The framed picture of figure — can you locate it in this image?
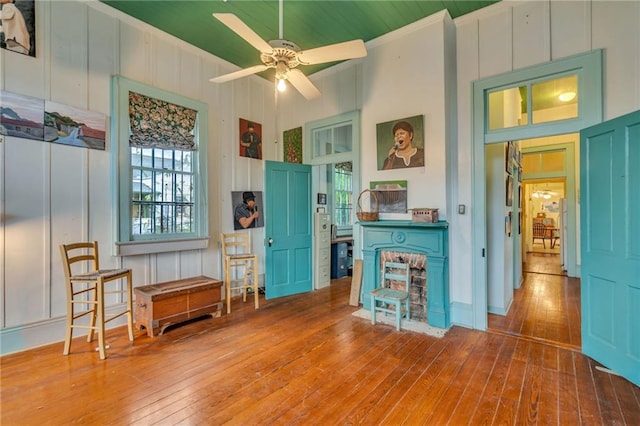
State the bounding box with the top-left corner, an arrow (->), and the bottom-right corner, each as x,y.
239,118 -> 262,159
376,115 -> 424,170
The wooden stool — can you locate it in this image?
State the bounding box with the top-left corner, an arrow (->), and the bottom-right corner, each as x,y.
220,232 -> 259,314
59,241 -> 134,359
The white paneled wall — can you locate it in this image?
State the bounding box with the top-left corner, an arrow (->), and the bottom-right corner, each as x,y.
0,0 -> 275,353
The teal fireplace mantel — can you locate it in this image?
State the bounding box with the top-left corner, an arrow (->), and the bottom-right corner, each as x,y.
359,220 -> 450,329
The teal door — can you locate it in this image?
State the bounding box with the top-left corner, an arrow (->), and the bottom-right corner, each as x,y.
264,161 -> 313,299
580,110 -> 640,387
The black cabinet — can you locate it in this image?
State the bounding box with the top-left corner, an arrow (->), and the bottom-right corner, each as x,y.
331,242 -> 349,278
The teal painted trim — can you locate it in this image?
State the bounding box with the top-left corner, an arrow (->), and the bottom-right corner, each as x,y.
450,302 -> 473,328
110,76 -> 209,253
472,50 -> 603,330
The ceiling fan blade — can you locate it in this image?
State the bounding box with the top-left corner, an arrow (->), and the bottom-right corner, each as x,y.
209,64 -> 269,83
297,39 -> 367,65
212,13 -> 273,53
287,69 -> 321,100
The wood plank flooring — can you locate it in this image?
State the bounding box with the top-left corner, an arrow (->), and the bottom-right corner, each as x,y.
489,252 -> 581,349
2,277 -> 639,425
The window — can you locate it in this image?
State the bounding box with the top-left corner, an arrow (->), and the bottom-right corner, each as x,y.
334,162 -> 352,227
131,147 -> 194,235
481,50 -> 602,144
112,76 -> 209,255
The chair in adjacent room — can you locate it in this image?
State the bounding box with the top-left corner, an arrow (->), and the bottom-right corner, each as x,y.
59,241 -> 134,360
532,222 -> 548,248
220,232 -> 259,314
370,261 -> 411,331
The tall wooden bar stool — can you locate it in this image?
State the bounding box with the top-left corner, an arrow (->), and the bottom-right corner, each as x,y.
220,232 -> 259,314
59,241 -> 134,359
370,261 -> 411,331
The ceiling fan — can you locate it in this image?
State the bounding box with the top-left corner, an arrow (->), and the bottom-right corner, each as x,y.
209,1 -> 367,100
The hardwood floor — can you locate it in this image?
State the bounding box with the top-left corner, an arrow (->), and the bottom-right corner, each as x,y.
489,252 -> 581,349
2,277 -> 639,425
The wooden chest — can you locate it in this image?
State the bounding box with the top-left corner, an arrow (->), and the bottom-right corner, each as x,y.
134,276 -> 223,337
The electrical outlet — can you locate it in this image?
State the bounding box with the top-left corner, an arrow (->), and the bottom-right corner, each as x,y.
458,204 -> 465,214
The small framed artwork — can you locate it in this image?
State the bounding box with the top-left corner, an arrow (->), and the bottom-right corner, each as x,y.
239,118 -> 262,159
45,101 -> 106,150
317,193 -> 327,205
505,141 -> 515,174
0,0 -> 36,57
283,126 -> 303,163
0,90 -> 44,141
518,184 -> 522,209
506,175 -> 514,207
370,180 -> 408,214
506,212 -> 512,237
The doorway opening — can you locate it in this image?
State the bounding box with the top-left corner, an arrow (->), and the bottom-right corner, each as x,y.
488,139 -> 580,349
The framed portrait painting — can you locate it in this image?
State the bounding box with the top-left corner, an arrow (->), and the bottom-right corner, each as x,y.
239,118 -> 262,160
376,115 -> 424,170
231,191 -> 264,230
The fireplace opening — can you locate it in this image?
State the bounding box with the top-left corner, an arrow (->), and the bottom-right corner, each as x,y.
379,251 -> 427,322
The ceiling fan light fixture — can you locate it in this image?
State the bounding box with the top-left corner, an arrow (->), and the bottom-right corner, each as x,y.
277,77 -> 287,92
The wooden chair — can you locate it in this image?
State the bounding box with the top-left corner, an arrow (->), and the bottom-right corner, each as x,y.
370,261 -> 411,331
220,232 -> 259,314
532,222 -> 548,248
59,241 -> 134,359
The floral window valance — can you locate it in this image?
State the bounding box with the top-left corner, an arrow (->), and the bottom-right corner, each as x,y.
128,91 -> 197,150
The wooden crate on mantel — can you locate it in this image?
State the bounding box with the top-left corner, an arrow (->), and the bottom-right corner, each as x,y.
134,275 -> 223,337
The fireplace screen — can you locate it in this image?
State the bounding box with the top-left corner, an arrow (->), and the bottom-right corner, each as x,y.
379,251 -> 427,322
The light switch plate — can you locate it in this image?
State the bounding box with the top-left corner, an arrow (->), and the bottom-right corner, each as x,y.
458,204 -> 465,214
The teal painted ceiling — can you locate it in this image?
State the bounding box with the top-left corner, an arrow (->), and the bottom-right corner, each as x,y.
100,0 -> 499,78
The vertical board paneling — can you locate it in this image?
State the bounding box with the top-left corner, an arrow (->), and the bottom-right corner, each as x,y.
452,20 -> 479,305
49,1 -> 87,107
155,252 -> 180,283
87,7 -> 118,113
512,1 -> 550,69
550,1 -> 591,60
179,51 -> 202,101
50,145 -> 87,317
478,10 -> 512,78
153,38 -> 179,92
4,140 -> 49,326
592,1 -> 640,119
118,22 -> 151,82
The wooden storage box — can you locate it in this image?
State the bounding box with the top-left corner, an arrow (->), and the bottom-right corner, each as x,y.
411,208 -> 439,223
134,275 -> 223,337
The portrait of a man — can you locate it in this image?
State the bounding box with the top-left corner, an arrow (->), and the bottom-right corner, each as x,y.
376,115 -> 425,170
232,191 -> 264,230
239,118 -> 262,159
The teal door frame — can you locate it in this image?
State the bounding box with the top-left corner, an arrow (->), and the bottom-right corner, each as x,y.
471,50 -> 603,330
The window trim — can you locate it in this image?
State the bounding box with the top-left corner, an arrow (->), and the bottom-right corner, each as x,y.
111,76 -> 209,255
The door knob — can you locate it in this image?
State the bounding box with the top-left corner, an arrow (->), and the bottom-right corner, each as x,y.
268,237 -> 273,247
